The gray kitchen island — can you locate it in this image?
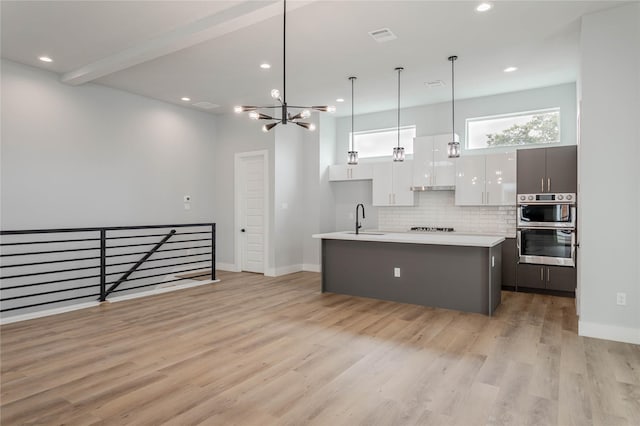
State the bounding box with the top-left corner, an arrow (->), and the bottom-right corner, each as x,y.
312,232 -> 504,316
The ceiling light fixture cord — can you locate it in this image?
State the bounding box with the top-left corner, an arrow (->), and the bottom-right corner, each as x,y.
451,56 -> 454,143
397,67 -> 401,149
351,77 -> 355,150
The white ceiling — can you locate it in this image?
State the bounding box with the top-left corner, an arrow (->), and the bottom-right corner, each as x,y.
1,1 -> 626,117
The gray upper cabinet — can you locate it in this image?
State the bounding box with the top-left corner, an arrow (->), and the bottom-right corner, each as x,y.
517,146 -> 577,193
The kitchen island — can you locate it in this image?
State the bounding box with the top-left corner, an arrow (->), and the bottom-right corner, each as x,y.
312,231 -> 504,315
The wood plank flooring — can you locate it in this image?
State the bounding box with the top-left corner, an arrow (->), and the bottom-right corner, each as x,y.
1,271 -> 639,425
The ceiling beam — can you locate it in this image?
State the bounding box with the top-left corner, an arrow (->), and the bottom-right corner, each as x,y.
61,0 -> 314,86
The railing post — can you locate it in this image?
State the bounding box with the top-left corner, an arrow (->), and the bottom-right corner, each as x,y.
99,229 -> 106,301
211,224 -> 216,280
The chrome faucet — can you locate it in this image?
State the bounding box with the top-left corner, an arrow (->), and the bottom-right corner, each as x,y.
355,203 -> 365,235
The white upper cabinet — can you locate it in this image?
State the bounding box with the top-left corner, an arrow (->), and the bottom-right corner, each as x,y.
372,161 -> 415,206
412,134 -> 457,189
485,153 -> 516,205
328,163 -> 373,181
455,152 -> 516,206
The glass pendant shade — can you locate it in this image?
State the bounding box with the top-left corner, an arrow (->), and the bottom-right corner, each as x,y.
347,150 -> 359,165
393,146 -> 405,162
447,141 -> 461,158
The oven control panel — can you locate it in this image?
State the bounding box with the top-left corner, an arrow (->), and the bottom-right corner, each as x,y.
517,193 -> 576,205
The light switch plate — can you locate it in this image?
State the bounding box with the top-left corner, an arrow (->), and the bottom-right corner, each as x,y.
394,267 -> 401,278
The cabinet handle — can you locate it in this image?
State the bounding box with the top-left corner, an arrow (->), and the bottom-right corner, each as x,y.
547,268 -> 550,282
541,178 -> 544,192
393,193 -> 396,204
389,193 -> 392,205
547,178 -> 551,192
486,191 -> 490,205
540,268 -> 544,281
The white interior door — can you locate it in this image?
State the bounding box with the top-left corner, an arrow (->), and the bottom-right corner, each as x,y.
239,156 -> 265,273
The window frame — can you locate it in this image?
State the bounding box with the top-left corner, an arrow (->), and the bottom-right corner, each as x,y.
465,107 -> 561,152
349,125 -> 417,161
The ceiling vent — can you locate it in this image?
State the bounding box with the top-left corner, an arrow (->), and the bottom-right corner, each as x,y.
193,102 -> 219,109
368,28 -> 397,43
425,80 -> 445,88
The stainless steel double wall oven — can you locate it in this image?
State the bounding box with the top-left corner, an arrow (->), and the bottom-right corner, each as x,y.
517,193 -> 576,267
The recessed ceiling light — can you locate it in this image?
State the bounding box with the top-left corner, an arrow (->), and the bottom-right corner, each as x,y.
504,66 -> 518,73
39,56 -> 53,63
181,97 -> 191,102
260,63 -> 271,69
476,3 -> 492,12
336,98 -> 345,103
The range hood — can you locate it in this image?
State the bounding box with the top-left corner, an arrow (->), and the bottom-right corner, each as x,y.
410,185 -> 455,191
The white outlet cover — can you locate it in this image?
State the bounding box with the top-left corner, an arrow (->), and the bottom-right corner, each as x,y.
394,267 -> 401,277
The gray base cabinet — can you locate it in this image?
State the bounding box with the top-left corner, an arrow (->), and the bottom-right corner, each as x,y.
321,239 -> 502,316
517,264 -> 576,292
502,238 -> 517,287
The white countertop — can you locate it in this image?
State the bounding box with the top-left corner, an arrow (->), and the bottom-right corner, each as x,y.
312,231 -> 505,248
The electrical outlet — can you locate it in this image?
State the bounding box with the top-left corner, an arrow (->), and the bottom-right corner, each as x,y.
616,292 -> 626,306
394,267 -> 401,278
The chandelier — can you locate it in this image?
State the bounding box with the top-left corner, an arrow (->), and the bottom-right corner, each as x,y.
234,0 -> 334,132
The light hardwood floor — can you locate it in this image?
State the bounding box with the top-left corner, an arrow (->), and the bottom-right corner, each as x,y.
1,271 -> 639,425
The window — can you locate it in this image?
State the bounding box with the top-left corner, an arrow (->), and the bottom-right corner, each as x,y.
466,108 -> 560,150
350,126 -> 416,159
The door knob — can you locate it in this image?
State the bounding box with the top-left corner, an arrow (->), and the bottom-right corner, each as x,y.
241,228 -> 246,232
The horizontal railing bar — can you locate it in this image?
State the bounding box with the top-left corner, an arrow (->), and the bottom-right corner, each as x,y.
0,223 -> 214,235
111,273 -> 212,293
0,293 -> 101,313
1,284 -> 98,301
104,265 -> 211,286
1,264 -> 98,279
0,256 -> 101,269
105,245 -> 211,259
0,238 -> 100,247
106,238 -> 211,250
106,259 -> 210,276
105,252 -> 211,268
106,231 -> 212,240
0,247 -> 99,258
1,274 -> 100,290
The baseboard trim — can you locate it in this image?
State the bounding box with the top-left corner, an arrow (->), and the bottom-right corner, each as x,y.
0,301 -> 100,325
216,262 -> 240,272
578,320 -> 640,344
302,263 -> 321,273
272,264 -> 303,276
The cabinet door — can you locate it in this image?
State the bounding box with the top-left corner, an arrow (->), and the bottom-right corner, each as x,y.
372,163 -> 393,206
485,152 -> 517,205
412,136 -> 434,188
517,148 -> 546,193
546,266 -> 576,292
392,161 -> 415,206
517,263 -> 546,289
433,134 -> 456,186
329,164 -> 349,181
350,164 -> 373,180
545,146 -> 577,193
455,156 -> 485,206
501,238 -> 518,287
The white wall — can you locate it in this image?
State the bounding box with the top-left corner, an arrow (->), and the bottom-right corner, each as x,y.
302,114 -> 336,271
273,124 -> 305,274
578,3 -> 640,344
335,82 -> 577,162
1,59 -> 218,228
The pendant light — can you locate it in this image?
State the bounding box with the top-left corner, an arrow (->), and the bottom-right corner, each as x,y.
348,76 -> 358,165
234,0 -> 334,132
392,67 -> 405,162
447,55 -> 461,158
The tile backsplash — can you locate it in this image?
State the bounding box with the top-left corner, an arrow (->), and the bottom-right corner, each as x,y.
378,191 -> 517,237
